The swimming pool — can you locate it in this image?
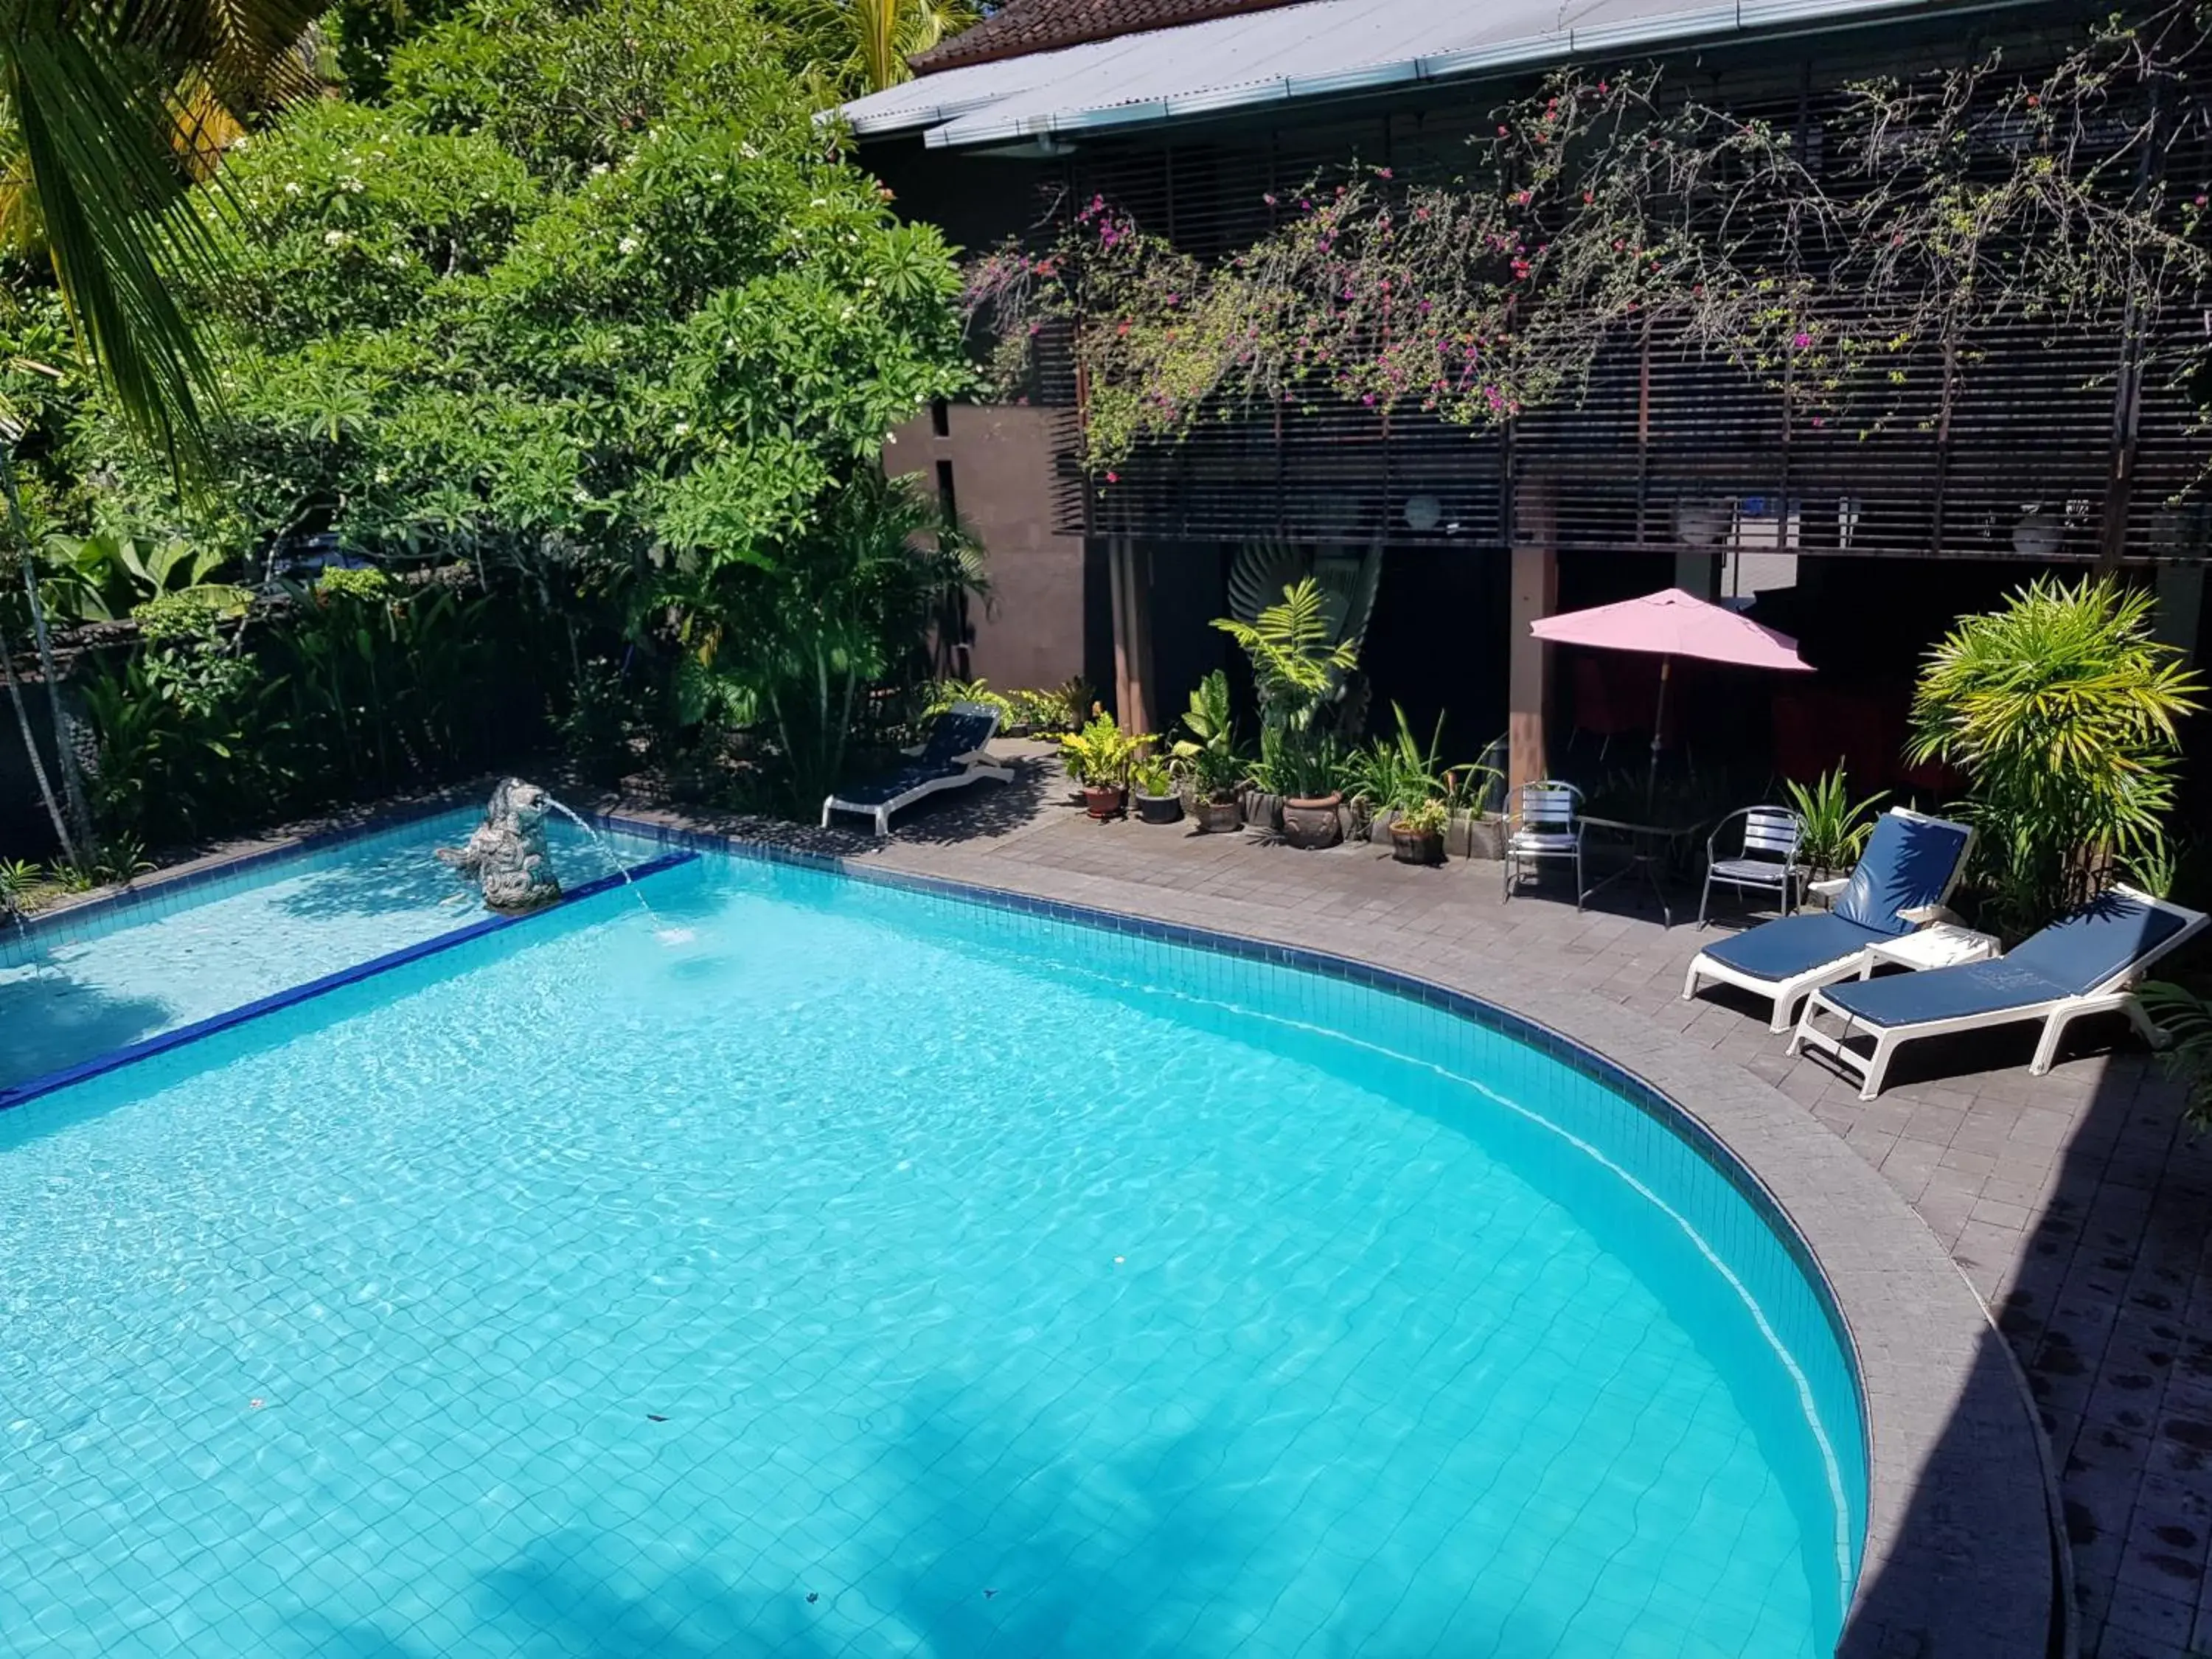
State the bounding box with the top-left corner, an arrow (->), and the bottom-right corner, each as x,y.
0,832 -> 1866,1658
0,807 -> 669,1096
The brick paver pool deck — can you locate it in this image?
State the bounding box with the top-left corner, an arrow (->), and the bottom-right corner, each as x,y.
628,746 -> 2212,1659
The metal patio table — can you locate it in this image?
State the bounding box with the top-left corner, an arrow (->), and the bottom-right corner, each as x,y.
1576,813 -> 1708,928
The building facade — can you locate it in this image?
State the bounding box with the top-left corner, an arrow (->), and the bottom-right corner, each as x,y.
853,0 -> 2212,791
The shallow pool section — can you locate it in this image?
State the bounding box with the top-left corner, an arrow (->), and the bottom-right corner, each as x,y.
0,807 -> 668,1093
0,848 -> 1865,1658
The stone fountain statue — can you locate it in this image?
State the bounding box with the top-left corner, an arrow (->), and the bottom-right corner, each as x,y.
437,779 -> 561,912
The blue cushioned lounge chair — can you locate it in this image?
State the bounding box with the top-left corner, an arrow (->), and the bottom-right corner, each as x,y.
821,702 -> 1012,836
1680,807 -> 1975,1032
1790,886 -> 2208,1099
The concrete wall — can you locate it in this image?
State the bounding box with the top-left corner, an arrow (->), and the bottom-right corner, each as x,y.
890,403 -> 1087,693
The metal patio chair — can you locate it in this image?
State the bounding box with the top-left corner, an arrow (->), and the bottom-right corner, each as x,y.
1502,780 -> 1585,905
1698,804 -> 1804,929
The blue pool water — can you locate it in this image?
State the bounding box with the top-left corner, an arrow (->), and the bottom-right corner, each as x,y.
0,841 -> 1865,1658
0,807 -> 667,1091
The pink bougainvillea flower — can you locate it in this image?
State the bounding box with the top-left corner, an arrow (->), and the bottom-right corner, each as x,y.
1792,331 -> 1812,349
1105,470 -> 1119,483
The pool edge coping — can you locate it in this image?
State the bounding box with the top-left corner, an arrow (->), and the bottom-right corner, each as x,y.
1,796 -> 2064,1658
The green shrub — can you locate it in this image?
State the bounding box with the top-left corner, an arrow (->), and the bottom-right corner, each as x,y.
1908,576 -> 2202,933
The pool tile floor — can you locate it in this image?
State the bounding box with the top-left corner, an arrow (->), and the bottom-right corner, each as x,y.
623,748 -> 2212,1659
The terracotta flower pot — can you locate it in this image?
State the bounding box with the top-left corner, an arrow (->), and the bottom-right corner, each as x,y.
1082,785 -> 1127,821
1280,791 -> 1345,850
1194,797 -> 1242,834
1390,823 -> 1444,866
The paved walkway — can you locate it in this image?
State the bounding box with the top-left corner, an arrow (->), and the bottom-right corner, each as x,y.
682,747 -> 2212,1659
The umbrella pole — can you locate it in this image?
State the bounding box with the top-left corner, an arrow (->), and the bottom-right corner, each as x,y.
1647,656 -> 1671,810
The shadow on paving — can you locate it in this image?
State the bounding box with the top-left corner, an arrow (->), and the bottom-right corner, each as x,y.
1993,1042 -> 2212,1659
1794,999 -> 2212,1659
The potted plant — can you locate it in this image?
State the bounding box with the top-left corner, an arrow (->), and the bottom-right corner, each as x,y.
1169,669 -> 1248,833
1214,577 -> 1358,851
1256,726 -> 1346,848
1131,756 -> 1183,824
1340,703 -> 1497,864
1783,765 -> 1887,886
1390,796 -> 1449,865
1056,709 -> 1147,820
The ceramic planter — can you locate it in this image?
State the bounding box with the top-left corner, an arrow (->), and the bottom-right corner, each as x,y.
1082,785 -> 1127,821
1133,790 -> 1183,825
1390,823 -> 1444,866
1193,797 -> 1242,834
1280,792 -> 1345,850
1241,789 -> 1282,832
1458,811 -> 1506,861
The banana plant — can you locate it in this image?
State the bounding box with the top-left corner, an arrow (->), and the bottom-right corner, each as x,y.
40,529 -> 243,622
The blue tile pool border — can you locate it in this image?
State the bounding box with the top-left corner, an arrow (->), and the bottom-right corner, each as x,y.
0,849 -> 698,1113
591,812 -> 1872,1455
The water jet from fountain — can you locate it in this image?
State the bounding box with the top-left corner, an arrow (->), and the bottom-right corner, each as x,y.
542,795 -> 690,942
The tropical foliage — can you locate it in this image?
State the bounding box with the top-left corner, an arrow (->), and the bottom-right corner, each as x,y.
1169,669 -> 1246,803
1,0 -> 980,855
0,0 -> 323,466
799,0 -> 982,94
1215,577 -> 1359,800
1781,766 -> 1887,877
1340,702 -> 1489,818
1907,577 -> 2202,933
1056,706 -> 1149,790
2136,980 -> 2212,1130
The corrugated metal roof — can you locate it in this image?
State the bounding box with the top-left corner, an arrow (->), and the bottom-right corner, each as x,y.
840,0 -> 1991,148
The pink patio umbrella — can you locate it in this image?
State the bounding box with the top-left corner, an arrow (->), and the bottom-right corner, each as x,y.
1528,587 -> 1814,804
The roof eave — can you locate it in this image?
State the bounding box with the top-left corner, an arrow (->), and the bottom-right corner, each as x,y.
889,0 -> 2029,151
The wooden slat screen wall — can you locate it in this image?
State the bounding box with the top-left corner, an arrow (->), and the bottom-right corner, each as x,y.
1017,32 -> 2212,564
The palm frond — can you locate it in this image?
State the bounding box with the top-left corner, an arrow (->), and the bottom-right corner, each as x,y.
815,0 -> 981,93
2138,980 -> 2212,1130
6,16 -> 224,470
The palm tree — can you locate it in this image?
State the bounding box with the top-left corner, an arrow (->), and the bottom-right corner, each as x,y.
0,0 -> 319,858
815,0 -> 981,94
1907,575 -> 2204,933
2,0 -> 321,465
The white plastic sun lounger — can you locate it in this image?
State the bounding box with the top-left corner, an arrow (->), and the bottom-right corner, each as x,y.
1681,807 -> 1975,1032
1790,886 -> 2207,1099
821,702 -> 1012,836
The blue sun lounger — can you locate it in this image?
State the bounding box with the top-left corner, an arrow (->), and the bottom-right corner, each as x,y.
1790,886 -> 2208,1098
1681,807 -> 1975,1032
821,702 -> 1012,836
